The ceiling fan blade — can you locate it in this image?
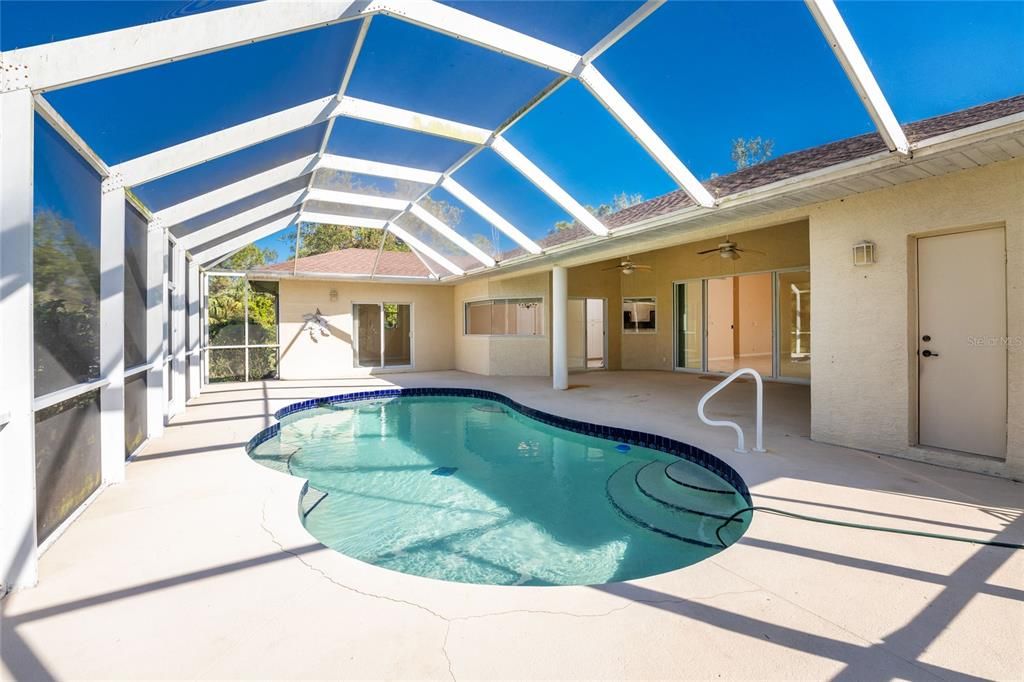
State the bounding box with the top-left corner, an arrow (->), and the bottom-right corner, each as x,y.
632,264 -> 653,270
602,265 -> 623,271
696,248 -> 719,255
735,247 -> 767,256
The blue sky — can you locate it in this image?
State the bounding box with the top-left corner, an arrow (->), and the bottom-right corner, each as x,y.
9,0 -> 1022,263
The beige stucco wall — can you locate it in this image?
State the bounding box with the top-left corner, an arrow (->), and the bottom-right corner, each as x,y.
808,157 -> 1023,478
452,271 -> 552,376
277,279 -> 454,379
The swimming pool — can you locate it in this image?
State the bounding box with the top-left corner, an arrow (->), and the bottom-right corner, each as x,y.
248,389 -> 751,586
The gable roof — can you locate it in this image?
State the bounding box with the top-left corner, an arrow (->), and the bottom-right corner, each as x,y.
257,248 -> 431,278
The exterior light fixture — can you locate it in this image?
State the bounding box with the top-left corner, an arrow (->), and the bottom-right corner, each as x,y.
329,288 -> 338,302
853,240 -> 876,266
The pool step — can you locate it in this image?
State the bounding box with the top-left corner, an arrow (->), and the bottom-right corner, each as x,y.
664,459 -> 736,495
606,461 -> 719,547
635,462 -> 746,521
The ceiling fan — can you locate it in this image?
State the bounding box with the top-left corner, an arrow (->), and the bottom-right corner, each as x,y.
697,237 -> 764,260
603,256 -> 652,275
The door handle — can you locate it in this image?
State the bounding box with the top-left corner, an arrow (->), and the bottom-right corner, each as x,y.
922,349 -> 939,357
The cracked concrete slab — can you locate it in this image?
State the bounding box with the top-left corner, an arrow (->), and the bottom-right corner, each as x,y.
3,372 -> 1021,680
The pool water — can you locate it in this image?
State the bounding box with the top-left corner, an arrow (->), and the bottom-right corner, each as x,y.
249,395 -> 750,586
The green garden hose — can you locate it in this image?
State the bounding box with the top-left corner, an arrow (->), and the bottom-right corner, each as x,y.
715,506 -> 1024,550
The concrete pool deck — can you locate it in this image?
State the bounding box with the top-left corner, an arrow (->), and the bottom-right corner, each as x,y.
3,371 -> 1022,680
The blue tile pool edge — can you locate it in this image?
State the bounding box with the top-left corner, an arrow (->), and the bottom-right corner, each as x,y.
244,387 -> 752,506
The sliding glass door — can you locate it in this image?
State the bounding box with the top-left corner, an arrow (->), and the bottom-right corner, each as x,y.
777,270 -> 811,380
674,281 -> 703,370
354,303 -> 412,369
674,269 -> 809,382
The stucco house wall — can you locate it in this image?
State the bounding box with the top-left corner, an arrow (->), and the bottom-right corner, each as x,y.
808,157 -> 1023,478
452,271 -> 552,376
277,279 -> 454,379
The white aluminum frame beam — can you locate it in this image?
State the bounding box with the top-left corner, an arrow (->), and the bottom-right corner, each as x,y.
334,96 -> 492,144
306,187 -> 407,212
1,0 -> 368,92
177,188 -> 307,250
318,154 -> 442,185
440,177 -> 541,254
169,242 -> 187,416
186,262 -> 201,401
113,95 -> 490,187
370,0 -> 712,207
145,223 -> 166,440
582,0 -> 666,63
804,0 -> 909,155
298,212 -> 388,229
112,96 -> 338,186
577,64 -> 716,208
366,0 -> 579,73
0,88 -> 39,590
154,154 -> 318,227
491,136 -> 609,236
315,156 -> 540,255
99,181 -> 126,483
409,202 -> 495,267
194,212 -> 300,266
385,222 -> 464,277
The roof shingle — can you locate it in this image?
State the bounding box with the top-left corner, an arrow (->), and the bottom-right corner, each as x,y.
256,248 -> 431,277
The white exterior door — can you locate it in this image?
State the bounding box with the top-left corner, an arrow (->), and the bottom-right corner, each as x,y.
918,227 -> 1007,458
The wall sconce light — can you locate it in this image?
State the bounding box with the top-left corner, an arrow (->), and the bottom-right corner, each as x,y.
329,288 -> 338,302
853,240 -> 876,266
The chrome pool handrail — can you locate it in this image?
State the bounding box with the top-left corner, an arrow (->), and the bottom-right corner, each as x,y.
697,368 -> 765,454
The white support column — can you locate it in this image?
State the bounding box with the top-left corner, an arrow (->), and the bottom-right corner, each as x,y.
200,272 -> 209,386
0,87 -> 39,590
99,181 -> 126,483
145,225 -> 165,439
552,265 -> 569,391
170,242 -> 187,415
186,261 -> 201,400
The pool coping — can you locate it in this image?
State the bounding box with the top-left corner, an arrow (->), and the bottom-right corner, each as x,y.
245,387 -> 752,506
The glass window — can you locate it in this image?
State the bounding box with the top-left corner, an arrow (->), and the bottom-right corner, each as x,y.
34,390 -> 101,542
464,298 -> 543,336
124,202 -> 149,369
124,371 -> 148,458
33,115 -> 102,397
778,270 -> 811,380
623,297 -> 656,333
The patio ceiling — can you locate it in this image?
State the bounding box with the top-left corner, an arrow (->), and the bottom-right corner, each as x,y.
3,0 -> 1021,278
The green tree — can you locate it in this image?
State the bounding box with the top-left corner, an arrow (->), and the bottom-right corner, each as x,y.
552,192 -> 644,233
731,136 -> 775,169
219,243 -> 277,271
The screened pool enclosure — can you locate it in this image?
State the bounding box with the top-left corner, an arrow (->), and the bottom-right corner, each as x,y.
2,0 -> 1022,591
